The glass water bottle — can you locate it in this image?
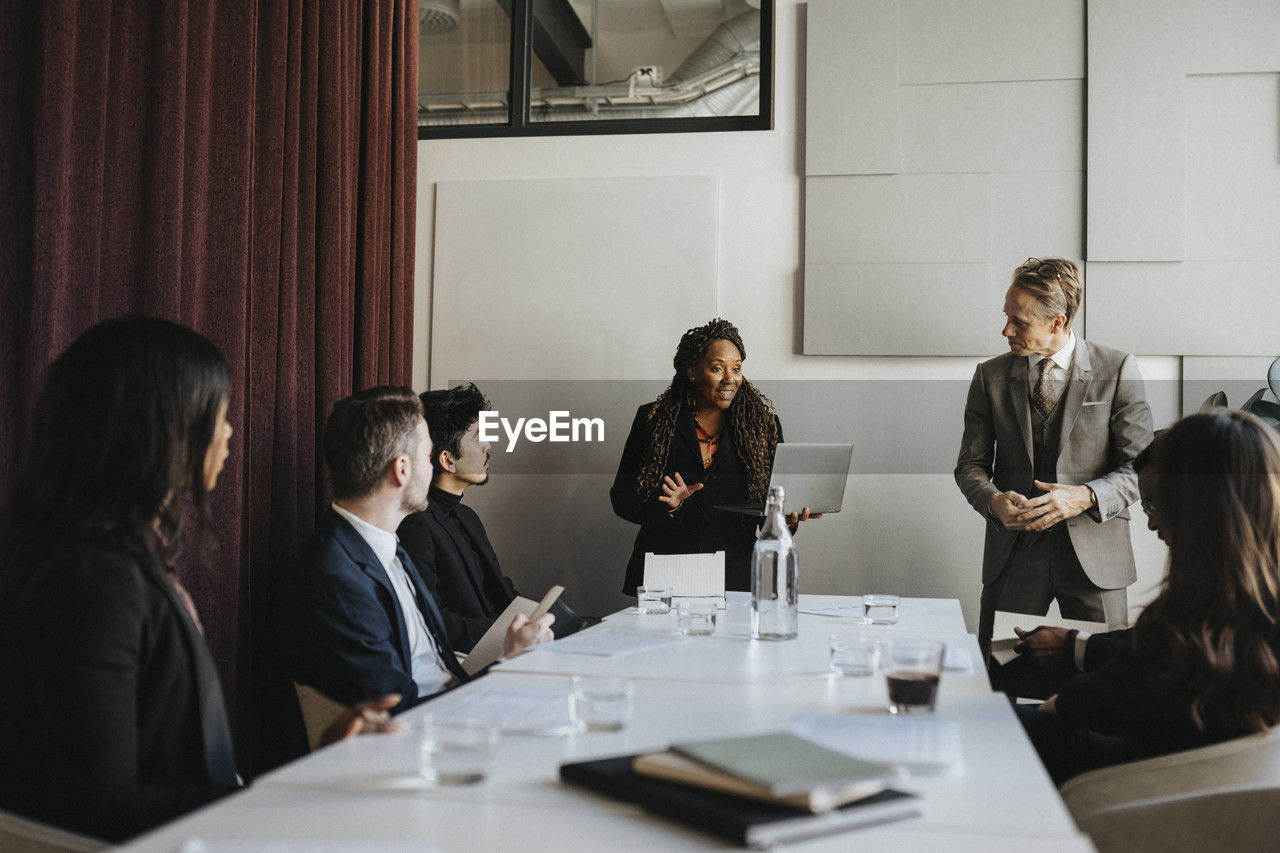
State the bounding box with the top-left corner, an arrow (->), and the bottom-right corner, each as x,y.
751,485 -> 798,640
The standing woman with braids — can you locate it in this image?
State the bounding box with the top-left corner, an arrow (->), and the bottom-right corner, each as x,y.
1020,409 -> 1280,783
611,319 -> 818,594
0,317 -> 396,842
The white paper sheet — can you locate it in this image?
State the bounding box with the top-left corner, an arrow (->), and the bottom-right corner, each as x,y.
643,551 -> 725,597
990,610 -> 1109,665
942,646 -> 973,672
463,596 -> 537,675
799,604 -> 865,619
181,843 -> 439,853
992,610 -> 1108,641
789,715 -> 964,773
536,626 -> 690,657
424,683 -> 578,735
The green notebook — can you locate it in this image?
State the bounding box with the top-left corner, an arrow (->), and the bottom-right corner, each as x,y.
671,732 -> 900,797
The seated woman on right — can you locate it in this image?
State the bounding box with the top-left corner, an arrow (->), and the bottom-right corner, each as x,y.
1020,409 -> 1280,784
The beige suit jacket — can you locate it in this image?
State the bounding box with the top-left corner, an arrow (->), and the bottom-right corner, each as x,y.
955,338 -> 1154,588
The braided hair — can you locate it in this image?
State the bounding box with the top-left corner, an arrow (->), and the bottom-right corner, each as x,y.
636,318 -> 779,501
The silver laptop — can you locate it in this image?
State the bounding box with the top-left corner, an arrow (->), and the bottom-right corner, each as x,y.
715,442 -> 854,516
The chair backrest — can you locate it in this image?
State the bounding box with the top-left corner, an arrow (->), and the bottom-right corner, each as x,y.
1060,726 -> 1280,823
0,809 -> 105,853
293,681 -> 347,752
1076,787 -> 1280,853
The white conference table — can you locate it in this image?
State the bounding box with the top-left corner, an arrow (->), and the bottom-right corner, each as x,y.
121,596 -> 1093,852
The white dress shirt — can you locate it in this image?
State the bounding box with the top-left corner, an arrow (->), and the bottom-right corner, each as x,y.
331,503 -> 453,697
1027,331 -> 1076,402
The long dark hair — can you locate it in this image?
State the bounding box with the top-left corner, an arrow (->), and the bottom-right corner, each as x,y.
1132,410 -> 1280,732
0,316 -> 231,597
636,318 -> 779,500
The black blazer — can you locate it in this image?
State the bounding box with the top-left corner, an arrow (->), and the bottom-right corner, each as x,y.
398,495 -> 585,650
1055,636 -> 1248,756
0,538 -> 239,842
284,509 -> 467,715
610,404 -> 782,593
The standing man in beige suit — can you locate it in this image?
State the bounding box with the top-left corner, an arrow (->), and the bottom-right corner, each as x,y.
956,258 -> 1153,662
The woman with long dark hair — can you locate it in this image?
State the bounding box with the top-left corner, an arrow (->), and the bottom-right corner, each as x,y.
0,317 -> 394,842
1022,409 -> 1280,783
610,318 -> 816,593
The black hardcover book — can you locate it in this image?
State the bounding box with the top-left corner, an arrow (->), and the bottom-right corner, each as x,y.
559,755 -> 920,849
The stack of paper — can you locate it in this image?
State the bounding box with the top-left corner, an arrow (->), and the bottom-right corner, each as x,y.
423,683 -> 578,735
538,626 -> 690,657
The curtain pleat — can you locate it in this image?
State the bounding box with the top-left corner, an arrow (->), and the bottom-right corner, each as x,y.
0,0 -> 418,773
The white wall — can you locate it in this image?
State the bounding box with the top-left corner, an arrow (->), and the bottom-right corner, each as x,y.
412,0 -> 1219,626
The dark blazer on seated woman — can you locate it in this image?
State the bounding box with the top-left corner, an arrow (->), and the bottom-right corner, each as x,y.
0,537 -> 239,842
611,404 -> 782,594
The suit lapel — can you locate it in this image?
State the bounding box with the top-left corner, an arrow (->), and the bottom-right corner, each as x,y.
429,503 -> 490,610
1058,338 -> 1094,448
674,409 -> 704,481
152,570 -> 238,787
1006,355 -> 1034,466
329,513 -> 414,675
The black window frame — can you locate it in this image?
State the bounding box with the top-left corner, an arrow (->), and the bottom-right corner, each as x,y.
417,0 -> 774,139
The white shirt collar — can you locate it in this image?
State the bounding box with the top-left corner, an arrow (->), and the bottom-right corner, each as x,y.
331,502 -> 398,570
1030,330 -> 1076,373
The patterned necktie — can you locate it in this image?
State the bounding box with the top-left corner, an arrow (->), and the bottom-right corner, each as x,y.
1032,357 -> 1058,419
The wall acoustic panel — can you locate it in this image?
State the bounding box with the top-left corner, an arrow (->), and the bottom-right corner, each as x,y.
802,0 -> 1084,356
988,172 -> 1085,298
1087,0 -> 1188,261
805,0 -> 899,176
1183,0 -> 1280,73
805,173 -> 991,265
1185,73 -> 1280,261
803,262 -> 998,356
1087,261 -> 1280,356
899,0 -> 1084,85
899,80 -> 1082,174
431,177 -> 718,384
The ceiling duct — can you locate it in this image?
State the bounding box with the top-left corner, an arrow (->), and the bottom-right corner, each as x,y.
419,0 -> 460,35
419,9 -> 761,124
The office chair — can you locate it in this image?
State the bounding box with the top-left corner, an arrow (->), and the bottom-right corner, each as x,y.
0,809 -> 104,853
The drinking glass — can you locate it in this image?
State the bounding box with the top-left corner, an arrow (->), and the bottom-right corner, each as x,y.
882,640 -> 944,714
636,585 -> 672,614
829,632 -> 881,677
676,600 -> 718,635
570,675 -> 635,731
861,594 -> 901,625
418,717 -> 499,785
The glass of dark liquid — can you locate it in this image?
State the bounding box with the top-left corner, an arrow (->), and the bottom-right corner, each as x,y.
882,641 -> 944,714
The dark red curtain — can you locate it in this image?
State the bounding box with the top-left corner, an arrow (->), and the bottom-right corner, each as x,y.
0,0 -> 418,772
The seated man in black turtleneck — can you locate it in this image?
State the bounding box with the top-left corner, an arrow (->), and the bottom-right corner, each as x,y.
398,383 -> 585,650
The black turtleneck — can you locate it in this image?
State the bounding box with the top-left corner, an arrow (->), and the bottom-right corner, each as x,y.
428,485 -> 462,514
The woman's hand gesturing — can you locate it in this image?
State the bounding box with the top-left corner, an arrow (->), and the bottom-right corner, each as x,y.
660,472 -> 703,511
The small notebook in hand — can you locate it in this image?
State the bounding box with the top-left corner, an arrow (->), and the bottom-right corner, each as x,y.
670,732 -> 902,798
560,755 -> 919,849
462,585 -> 563,675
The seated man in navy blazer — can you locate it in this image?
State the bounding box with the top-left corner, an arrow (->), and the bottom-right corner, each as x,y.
398,383 -> 585,650
286,386 -> 554,714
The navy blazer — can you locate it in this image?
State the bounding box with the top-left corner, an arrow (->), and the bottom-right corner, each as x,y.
0,537 -> 239,842
399,493 -> 585,650
285,509 -> 465,715
611,404 -> 782,594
